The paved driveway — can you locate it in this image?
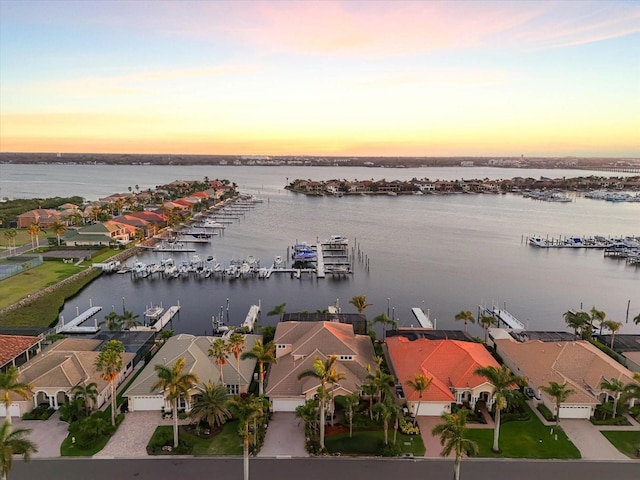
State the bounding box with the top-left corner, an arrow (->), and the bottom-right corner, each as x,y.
258,412 -> 308,457
416,416 -> 453,458
559,419 -> 630,460
13,410 -> 69,458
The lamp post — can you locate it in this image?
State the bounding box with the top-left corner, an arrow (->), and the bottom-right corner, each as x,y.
387,298 -> 390,319
122,296 -> 126,315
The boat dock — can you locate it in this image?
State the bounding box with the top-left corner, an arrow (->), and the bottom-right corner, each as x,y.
57,305 -> 102,334
484,305 -> 525,330
411,307 -> 434,329
241,304 -> 260,332
131,304 -> 180,332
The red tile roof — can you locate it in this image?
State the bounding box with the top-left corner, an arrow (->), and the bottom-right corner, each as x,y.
0,335 -> 41,367
387,336 -> 500,402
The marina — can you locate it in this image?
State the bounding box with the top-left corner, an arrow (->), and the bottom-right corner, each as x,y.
527,234 -> 640,265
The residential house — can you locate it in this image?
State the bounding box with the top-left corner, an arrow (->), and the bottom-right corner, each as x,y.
63,222 -> 130,246
0,335 -> 42,372
494,336 -> 639,419
16,209 -> 61,228
124,334 -> 261,412
265,321 -> 376,412
386,336 -> 501,416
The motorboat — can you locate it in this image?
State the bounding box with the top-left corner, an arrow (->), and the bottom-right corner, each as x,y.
326,235 -> 348,245
293,249 -> 317,261
529,236 -> 549,248
274,255 -> 283,266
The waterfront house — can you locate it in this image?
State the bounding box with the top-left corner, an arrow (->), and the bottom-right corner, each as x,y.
265,321 -> 376,412
386,336 -> 501,416
494,336 -> 639,419
123,334 -> 261,412
16,209 -> 61,228
63,222 -> 130,246
0,335 -> 42,373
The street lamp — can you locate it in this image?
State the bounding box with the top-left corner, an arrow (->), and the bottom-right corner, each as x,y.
122,296 -> 126,315
387,298 -> 390,319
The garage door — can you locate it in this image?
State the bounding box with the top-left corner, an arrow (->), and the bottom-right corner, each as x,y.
415,402 -> 448,416
271,398 -> 305,412
0,404 -> 22,418
559,405 -> 591,419
129,396 -> 164,412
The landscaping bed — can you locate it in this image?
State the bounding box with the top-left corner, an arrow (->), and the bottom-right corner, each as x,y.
147,422 -> 243,456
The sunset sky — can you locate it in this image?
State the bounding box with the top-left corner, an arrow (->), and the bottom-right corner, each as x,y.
1,0 -> 638,157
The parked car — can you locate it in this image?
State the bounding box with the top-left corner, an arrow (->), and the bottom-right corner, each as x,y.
523,387 -> 535,399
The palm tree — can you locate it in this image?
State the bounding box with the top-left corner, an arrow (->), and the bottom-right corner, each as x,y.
432,409 -> 478,480
406,373 -> 433,425
600,377 -> 626,418
227,332 -> 246,393
349,295 -> 372,314
120,310 -> 140,330
94,340 -> 124,427
366,363 -> 395,404
267,302 -> 286,322
228,395 -> 263,480
361,382 -> 377,419
372,396 -> 399,446
563,310 -> 590,337
602,320 -> 623,349
208,338 -> 230,386
189,381 -> 231,428
455,310 -> 475,333
473,364 -> 525,452
589,306 -> 606,333
51,220 -> 67,246
26,223 -> 40,249
0,421 -> 37,480
101,311 -> 122,331
2,230 -> 17,256
479,314 -> 497,343
634,313 -> 640,326
342,392 -> 360,438
0,367 -> 33,426
540,381 -> 576,426
71,382 -> 98,417
372,313 -> 398,341
240,339 -> 276,396
325,359 -> 346,427
295,399 -> 320,441
297,356 -> 340,450
151,357 -> 199,448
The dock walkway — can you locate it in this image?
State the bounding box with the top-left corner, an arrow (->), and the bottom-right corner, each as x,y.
57,306 -> 102,334
131,305 -> 180,332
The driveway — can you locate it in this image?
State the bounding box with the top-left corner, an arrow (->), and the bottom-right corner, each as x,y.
559,419 -> 630,460
12,410 -> 69,458
258,412 -> 308,457
416,416 -> 453,458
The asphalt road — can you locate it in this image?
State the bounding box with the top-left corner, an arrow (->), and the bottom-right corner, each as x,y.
10,457 -> 640,480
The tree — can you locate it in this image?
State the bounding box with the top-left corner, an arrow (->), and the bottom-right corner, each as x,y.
406,373 -> 433,425
324,359 -> 346,427
473,365 -> 525,452
540,381 -> 576,426
600,377 -> 626,418
2,230 -> 17,256
342,392 -> 360,438
71,382 -> 98,417
0,366 -> 33,426
479,314 -> 497,343
0,421 -> 37,480
101,311 -> 122,331
227,332 -> 246,392
240,339 -> 276,396
432,409 -> 478,480
189,382 -> 231,429
208,338 -> 230,386
120,310 -> 140,330
372,313 -> 398,341
602,320 -> 623,349
26,223 -> 40,249
297,356 -> 341,451
633,312 -> 640,326
51,220 -> 67,246
228,395 -> 263,480
372,396 -> 399,446
589,306 -> 606,333
563,310 -> 590,338
455,310 -> 475,333
366,363 -> 395,404
94,340 -> 124,427
267,302 -> 286,322
151,357 -> 199,448
349,295 -> 372,314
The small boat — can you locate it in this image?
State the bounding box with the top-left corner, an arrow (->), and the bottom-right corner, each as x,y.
326,235 -> 348,245
293,249 -> 317,261
274,255 -> 283,266
529,236 -> 549,248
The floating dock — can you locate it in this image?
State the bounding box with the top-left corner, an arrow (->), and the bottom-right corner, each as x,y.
131,305 -> 180,332
484,306 -> 525,330
57,306 -> 102,334
411,307 -> 434,329
242,304 -> 260,332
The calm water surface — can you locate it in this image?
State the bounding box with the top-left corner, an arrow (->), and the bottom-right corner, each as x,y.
1,164 -> 638,337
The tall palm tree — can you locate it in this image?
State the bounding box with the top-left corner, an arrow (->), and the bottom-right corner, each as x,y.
0,367 -> 33,426
325,360 -> 346,426
120,310 -> 140,330
540,381 -> 576,426
26,223 -> 40,249
0,421 -> 37,480
602,320 -> 623,349
101,311 -> 122,331
240,339 -> 276,396
479,314 -> 497,343
431,409 -> 478,480
94,340 -> 124,427
349,295 -> 372,314
2,230 -> 17,256
51,220 -> 67,246
267,302 -> 286,322
208,338 -> 230,386
297,356 -> 340,450
342,392 -> 360,438
455,310 -> 475,333
366,364 -> 395,404
189,381 -> 231,428
372,396 -> 399,446
361,382 -> 377,419
228,395 -> 263,480
227,332 -> 246,393
406,373 -> 433,425
473,364 -> 525,452
295,399 -> 320,441
372,313 -> 398,341
71,382 -> 98,417
151,357 -> 199,448
563,310 -> 590,338
589,306 -> 606,333
600,377 -> 626,418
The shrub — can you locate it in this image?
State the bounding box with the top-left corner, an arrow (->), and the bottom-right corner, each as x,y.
22,405 -> 55,420
537,404 -> 555,422
378,442 -> 402,457
399,417 -> 420,435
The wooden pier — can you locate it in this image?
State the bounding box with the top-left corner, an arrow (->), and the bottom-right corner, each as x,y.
57,305 -> 102,334
131,304 -> 180,332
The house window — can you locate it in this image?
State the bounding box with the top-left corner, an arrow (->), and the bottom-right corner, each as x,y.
277,344 -> 286,349
227,384 -> 239,395
338,355 -> 353,361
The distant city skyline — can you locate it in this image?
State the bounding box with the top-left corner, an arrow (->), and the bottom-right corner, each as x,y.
0,0 -> 638,157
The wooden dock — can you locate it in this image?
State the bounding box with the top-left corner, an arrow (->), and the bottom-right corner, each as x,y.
57,306 -> 102,334
131,305 -> 180,332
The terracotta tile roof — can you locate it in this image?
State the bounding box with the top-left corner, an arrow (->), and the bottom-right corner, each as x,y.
386,336 -> 500,402
495,338 -> 638,405
0,335 -> 41,367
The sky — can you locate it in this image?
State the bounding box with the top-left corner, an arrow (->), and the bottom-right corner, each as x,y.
0,0 -> 639,157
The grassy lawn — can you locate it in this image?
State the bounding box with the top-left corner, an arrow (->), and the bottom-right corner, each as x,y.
0,228 -> 50,247
325,430 -> 425,457
601,430 -> 640,458
149,422 -> 243,456
60,431 -> 112,457
465,405 -> 581,459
